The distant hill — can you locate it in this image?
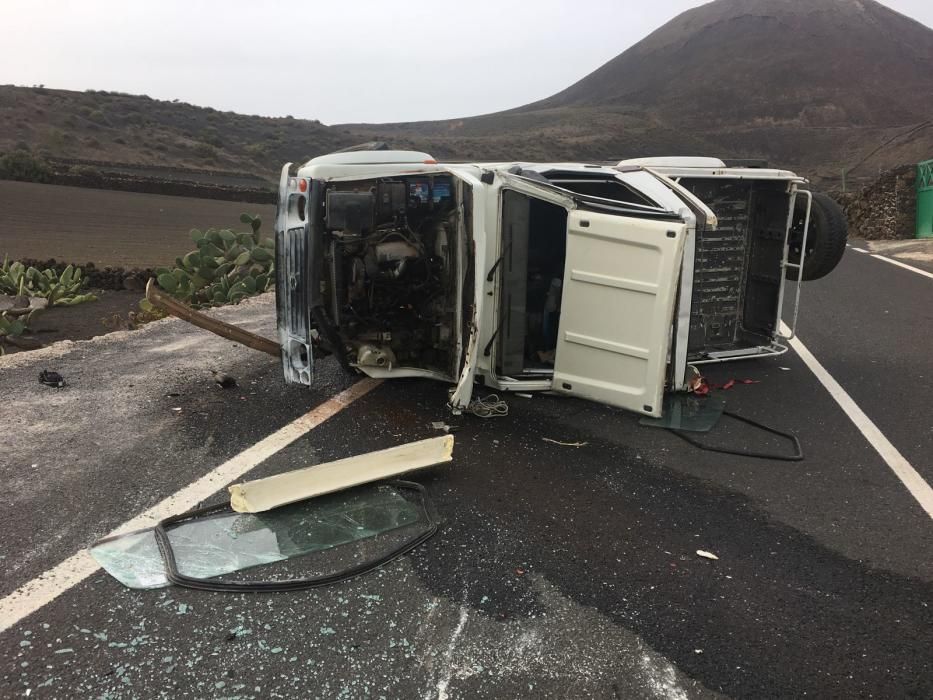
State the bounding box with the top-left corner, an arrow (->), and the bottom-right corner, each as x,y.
0,86 -> 357,186
346,0 -> 933,185
3,0 -> 932,188
530,0 -> 933,123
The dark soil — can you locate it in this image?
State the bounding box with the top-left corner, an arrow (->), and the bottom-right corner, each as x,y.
4,289 -> 144,355
0,181 -> 275,357
0,180 -> 275,268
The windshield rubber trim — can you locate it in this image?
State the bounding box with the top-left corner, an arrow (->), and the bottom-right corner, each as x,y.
153,480 -> 439,593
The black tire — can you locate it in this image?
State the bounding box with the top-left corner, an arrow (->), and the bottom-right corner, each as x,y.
786,191 -> 848,281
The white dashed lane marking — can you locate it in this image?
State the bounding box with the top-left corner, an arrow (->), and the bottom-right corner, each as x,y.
868,254 -> 933,280
847,243 -> 933,278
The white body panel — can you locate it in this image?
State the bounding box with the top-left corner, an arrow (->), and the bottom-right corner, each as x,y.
551,211 -> 686,416
229,435 -> 454,513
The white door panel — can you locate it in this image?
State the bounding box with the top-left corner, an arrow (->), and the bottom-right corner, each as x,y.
447,169 -> 487,412
552,210 -> 685,416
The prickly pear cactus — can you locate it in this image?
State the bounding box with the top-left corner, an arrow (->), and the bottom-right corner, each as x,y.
0,257 -> 96,353
0,257 -> 97,306
150,213 -> 274,309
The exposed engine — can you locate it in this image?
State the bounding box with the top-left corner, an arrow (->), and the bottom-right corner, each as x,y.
321,176 -> 460,374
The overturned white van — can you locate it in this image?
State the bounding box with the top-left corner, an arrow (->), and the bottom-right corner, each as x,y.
274,151 -> 846,417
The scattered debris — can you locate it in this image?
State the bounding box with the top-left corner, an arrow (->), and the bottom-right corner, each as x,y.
687,369 -> 709,396
696,550 -> 719,560
211,370 -> 237,389
779,367 -> 791,371
514,392 -> 533,399
228,435 -> 454,513
431,421 -> 452,432
463,394 -> 509,418
708,378 -> 761,390
640,395 -> 725,433
541,437 -> 588,448
38,369 -> 65,388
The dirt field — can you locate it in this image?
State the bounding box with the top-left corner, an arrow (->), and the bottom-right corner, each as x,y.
0,181 -> 276,268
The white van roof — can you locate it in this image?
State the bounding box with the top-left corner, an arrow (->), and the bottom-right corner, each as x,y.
616,156 -> 804,182
617,157 -> 727,168
307,150 -> 436,166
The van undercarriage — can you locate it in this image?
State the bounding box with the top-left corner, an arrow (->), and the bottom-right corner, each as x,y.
679,178 -> 792,362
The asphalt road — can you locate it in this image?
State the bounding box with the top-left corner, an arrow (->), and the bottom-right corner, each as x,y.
1,245 -> 931,699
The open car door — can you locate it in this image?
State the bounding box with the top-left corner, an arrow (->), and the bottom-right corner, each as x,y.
552,210 -> 686,417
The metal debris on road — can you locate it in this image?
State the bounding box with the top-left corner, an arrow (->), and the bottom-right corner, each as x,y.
541,437 -> 588,448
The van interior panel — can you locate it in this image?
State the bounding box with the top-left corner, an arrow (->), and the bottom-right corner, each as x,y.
495,192 -> 568,376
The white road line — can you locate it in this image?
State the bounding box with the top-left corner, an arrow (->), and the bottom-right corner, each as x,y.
869,254 -> 933,280
781,322 -> 933,519
0,378 -> 382,635
849,244 -> 933,278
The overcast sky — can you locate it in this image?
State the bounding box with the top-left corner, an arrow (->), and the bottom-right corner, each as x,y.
2,0 -> 931,125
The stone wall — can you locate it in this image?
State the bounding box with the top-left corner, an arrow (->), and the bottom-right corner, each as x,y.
17,259 -> 153,292
48,172 -> 275,204
837,166 -> 917,240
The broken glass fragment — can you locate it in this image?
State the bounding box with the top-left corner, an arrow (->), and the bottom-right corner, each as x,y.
639,394 -> 725,433
90,485 -> 423,590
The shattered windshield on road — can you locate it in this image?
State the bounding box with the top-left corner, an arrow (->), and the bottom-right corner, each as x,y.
90,485 -> 426,589
639,394 -> 726,433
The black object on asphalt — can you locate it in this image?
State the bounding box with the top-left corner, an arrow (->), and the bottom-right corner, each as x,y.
38,370 -> 66,388
667,409 -> 804,462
